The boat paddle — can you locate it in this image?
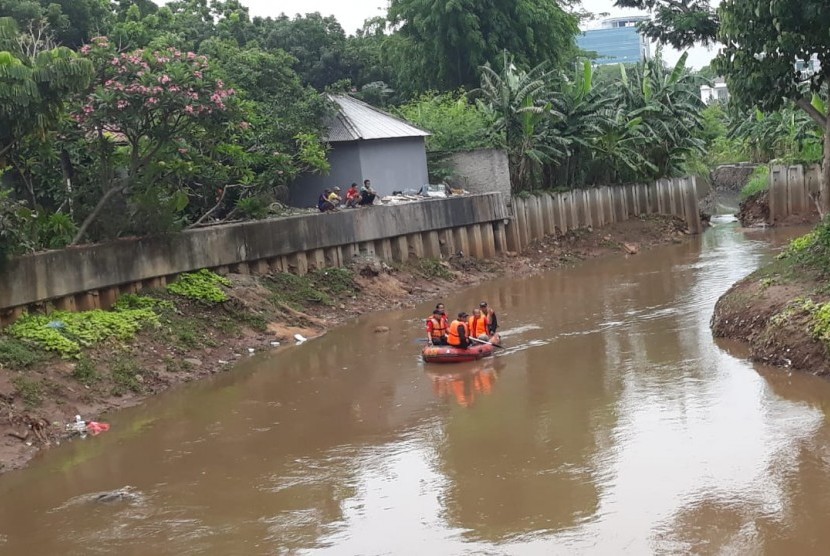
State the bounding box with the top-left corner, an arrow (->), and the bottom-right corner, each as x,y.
469,337 -> 505,349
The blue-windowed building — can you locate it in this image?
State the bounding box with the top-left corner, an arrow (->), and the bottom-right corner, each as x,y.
577,16 -> 651,66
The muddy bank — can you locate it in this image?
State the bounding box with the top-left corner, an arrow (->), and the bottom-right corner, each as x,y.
737,190 -> 820,228
712,224 -> 830,376
0,214 -> 690,474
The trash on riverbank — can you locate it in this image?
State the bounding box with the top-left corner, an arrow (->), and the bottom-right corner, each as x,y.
64,415 -> 110,437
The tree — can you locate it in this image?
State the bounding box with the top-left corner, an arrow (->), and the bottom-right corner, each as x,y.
396,91 -> 496,152
714,0 -> 830,211
623,0 -> 830,212
0,0 -> 113,48
613,0 -> 718,49
255,12 -> 354,90
476,55 -> 566,191
71,37 -> 238,242
0,17 -> 93,161
388,0 -> 579,93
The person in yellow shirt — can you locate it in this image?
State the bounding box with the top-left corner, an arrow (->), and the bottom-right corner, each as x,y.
327,186 -> 342,207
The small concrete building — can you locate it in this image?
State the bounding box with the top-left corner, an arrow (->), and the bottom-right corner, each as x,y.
289,94 -> 430,207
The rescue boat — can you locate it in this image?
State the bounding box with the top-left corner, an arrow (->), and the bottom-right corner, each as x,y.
421,334 -> 501,364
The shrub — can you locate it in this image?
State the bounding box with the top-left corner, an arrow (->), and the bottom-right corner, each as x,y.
7,309 -> 158,358
740,166 -> 770,199
167,269 -> 231,303
0,337 -> 44,369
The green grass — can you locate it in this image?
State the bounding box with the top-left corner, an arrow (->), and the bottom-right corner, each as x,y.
110,357 -> 147,396
265,269 -> 356,310
0,337 -> 45,369
414,259 -> 454,280
13,376 -> 43,407
740,166 -> 770,199
71,355 -> 100,386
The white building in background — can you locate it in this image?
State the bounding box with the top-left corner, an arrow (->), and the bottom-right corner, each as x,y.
700,77 -> 729,104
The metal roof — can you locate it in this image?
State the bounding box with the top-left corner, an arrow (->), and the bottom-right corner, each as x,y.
324,94 -> 430,143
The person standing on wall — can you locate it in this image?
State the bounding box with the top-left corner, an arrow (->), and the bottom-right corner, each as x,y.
359,179 -> 377,206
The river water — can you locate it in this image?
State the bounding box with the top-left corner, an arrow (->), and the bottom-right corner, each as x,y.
3,219 -> 830,555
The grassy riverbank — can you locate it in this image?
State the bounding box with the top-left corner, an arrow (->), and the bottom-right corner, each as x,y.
0,214 -> 690,473
712,219 -> 830,375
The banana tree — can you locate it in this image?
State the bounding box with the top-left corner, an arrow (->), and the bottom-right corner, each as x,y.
476,53 -> 565,191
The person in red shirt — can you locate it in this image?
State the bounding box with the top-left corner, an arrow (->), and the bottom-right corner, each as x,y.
345,182 -> 360,208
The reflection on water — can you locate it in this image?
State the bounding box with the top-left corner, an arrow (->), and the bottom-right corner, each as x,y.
426,363 -> 501,408
1,222 -> 830,555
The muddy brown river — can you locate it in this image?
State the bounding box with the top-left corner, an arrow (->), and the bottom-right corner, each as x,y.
3,218 -> 830,555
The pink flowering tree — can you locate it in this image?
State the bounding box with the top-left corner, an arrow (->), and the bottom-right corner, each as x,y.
70,37 -> 238,243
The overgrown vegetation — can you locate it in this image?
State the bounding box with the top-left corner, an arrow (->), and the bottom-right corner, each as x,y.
109,356 -> 147,396
414,259 -> 454,280
7,309 -> 158,358
12,376 -> 43,407
0,337 -> 44,369
740,166 -> 770,199
779,220 -> 830,275
265,268 -> 356,310
167,270 -> 231,303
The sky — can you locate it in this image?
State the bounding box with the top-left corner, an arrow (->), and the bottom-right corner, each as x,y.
163,0 -> 720,69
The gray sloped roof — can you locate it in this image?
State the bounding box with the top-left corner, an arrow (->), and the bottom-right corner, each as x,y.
324,94 -> 430,143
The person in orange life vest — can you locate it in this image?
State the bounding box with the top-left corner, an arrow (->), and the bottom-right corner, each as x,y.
447,312 -> 470,349
426,309 -> 448,345
479,301 -> 498,336
435,303 -> 450,329
468,308 -> 489,340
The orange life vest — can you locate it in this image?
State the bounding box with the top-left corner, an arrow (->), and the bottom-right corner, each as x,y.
468,316 -> 488,338
447,320 -> 467,347
428,316 -> 447,340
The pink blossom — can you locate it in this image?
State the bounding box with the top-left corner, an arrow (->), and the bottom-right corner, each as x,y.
178,147 -> 188,154
80,45 -> 91,55
240,121 -> 251,130
110,58 -> 119,66
184,105 -> 195,114
117,100 -> 129,109
83,104 -> 94,114
187,52 -> 197,60
194,71 -> 203,79
146,97 -> 159,106
160,75 -> 171,85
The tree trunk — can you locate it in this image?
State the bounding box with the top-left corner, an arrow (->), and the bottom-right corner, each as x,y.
70,183 -> 125,245
823,118 -> 830,217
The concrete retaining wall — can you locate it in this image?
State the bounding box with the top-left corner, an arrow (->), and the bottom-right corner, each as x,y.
0,194 -> 507,324
0,178 -> 702,325
505,178 -> 702,252
768,164 -> 822,223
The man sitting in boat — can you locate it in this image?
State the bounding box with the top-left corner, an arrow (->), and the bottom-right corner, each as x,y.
447,312 -> 471,349
426,309 -> 448,345
468,308 -> 489,341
